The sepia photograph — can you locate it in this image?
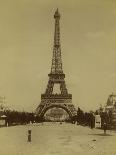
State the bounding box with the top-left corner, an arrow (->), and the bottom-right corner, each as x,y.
0,0 -> 116,155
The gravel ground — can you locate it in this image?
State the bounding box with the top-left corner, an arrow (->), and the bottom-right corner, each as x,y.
0,123 -> 116,155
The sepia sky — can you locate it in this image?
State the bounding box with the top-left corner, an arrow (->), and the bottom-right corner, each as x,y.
0,0 -> 116,112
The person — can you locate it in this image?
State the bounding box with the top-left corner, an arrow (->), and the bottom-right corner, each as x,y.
90,113 -> 95,129
103,122 -> 107,135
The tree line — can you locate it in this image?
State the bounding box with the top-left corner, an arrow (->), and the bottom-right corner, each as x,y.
1,107 -> 113,129
2,110 -> 43,126
71,107 -> 95,129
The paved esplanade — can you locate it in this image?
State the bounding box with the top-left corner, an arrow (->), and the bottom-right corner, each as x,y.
0,123 -> 116,155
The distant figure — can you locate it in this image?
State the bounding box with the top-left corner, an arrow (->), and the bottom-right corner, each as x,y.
90,113 -> 95,129
28,130 -> 31,142
103,122 -> 107,135
6,122 -> 9,127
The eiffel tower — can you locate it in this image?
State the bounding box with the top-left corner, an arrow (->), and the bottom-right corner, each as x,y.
36,9 -> 76,119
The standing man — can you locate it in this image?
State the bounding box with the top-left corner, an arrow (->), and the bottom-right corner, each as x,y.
103,122 -> 107,135
90,112 -> 95,129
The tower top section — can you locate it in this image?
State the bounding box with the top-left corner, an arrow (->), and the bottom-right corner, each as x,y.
54,8 -> 60,47
54,8 -> 60,19
50,9 -> 63,74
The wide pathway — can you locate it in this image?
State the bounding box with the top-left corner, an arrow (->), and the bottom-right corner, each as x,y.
0,123 -> 116,155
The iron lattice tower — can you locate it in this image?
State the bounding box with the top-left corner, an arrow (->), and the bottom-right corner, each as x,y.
36,9 -> 76,118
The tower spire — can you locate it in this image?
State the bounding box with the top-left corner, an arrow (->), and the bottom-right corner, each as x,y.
51,9 -> 63,74
54,8 -> 60,47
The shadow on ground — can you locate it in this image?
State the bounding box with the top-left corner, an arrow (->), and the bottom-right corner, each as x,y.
88,133 -> 113,136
